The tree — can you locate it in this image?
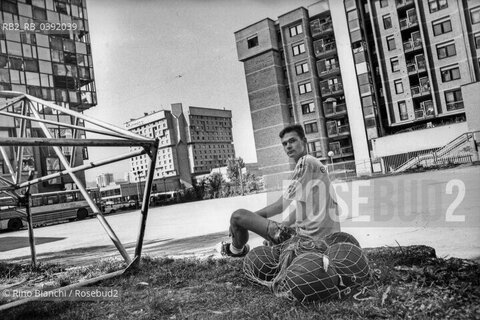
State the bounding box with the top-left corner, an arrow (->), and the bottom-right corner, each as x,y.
204,172 -> 224,199
227,157 -> 245,181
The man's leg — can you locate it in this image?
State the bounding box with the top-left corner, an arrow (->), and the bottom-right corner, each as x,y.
230,209 -> 270,250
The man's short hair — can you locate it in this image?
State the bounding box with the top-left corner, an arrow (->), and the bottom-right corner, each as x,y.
279,124 -> 306,140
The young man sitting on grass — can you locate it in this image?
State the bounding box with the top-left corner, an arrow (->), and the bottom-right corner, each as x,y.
221,124 -> 341,257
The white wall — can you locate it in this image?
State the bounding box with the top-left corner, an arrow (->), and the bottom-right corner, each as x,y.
372,123 -> 469,157
329,1 -> 372,175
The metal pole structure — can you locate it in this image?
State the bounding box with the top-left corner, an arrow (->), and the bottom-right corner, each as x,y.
133,138 -> 159,266
23,171 -> 36,267
29,104 -> 132,264
17,148 -> 147,189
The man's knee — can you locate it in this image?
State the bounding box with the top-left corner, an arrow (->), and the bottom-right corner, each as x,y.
230,209 -> 251,226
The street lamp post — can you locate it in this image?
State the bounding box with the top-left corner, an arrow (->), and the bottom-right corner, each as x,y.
327,151 -> 334,174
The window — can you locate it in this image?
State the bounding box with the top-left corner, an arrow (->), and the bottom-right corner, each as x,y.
347,10 -> 359,29
394,80 -> 404,94
387,36 -> 396,51
429,0 -> 448,13
472,7 -> 480,24
475,33 -> 480,49
295,62 -> 309,75
398,101 -> 408,120
298,82 -> 312,94
441,65 -> 460,82
436,42 -> 456,59
445,89 -> 463,111
247,36 -> 258,49
308,141 -> 322,156
289,24 -> 303,37
292,43 -> 306,56
391,57 -> 400,72
433,19 -> 452,36
383,15 -> 392,29
380,0 -> 388,8
304,121 -> 318,134
301,102 -> 315,114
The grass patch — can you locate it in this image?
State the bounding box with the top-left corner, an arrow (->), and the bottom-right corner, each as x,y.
1,247 -> 479,319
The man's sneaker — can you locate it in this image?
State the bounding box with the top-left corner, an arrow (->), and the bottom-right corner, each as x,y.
219,242 -> 250,258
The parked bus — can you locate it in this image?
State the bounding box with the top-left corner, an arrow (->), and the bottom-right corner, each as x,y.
0,189 -> 95,231
149,191 -> 179,206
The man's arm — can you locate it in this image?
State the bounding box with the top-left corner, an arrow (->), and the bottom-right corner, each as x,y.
255,196 -> 292,219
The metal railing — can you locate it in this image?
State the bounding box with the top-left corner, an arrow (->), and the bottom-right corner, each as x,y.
399,16 -> 418,30
324,103 -> 346,116
314,42 -> 336,57
411,85 -> 430,96
321,83 -> 343,96
392,131 -> 478,173
446,101 -> 464,111
403,39 -> 422,52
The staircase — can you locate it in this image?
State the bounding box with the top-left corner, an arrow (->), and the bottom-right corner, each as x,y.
393,132 -> 476,173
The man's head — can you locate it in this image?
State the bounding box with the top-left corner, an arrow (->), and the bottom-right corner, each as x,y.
279,124 -> 308,162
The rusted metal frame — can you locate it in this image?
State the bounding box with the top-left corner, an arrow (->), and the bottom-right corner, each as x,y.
29,104 -> 133,264
0,137 -> 154,147
0,147 -> 16,183
25,93 -> 149,141
0,110 -> 129,140
17,148 -> 147,189
14,100 -> 27,184
0,93 -> 25,112
23,171 -> 36,267
132,138 -> 159,268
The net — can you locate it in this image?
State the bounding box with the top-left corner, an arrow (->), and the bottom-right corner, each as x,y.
324,242 -> 371,288
242,231 -> 370,303
273,252 -> 340,303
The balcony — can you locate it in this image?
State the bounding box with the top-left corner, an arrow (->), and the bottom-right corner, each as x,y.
406,60 -> 426,75
324,103 -> 347,117
396,0 -> 414,9
327,124 -> 350,138
329,146 -> 354,158
399,16 -> 418,30
321,83 -> 343,97
403,38 -> 422,53
317,63 -> 340,78
446,101 -> 464,112
310,20 -> 333,38
411,84 -> 431,97
314,42 -> 336,58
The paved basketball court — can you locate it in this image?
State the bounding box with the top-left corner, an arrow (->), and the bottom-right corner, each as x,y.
1,165 -> 479,264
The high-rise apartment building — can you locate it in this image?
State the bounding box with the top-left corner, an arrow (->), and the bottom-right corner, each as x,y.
125,104 -> 235,191
235,0 -> 479,188
0,0 -> 96,192
125,104 -> 192,192
186,106 -> 235,175
96,172 -> 114,188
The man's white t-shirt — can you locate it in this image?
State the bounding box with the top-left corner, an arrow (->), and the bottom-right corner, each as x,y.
283,155 -> 341,239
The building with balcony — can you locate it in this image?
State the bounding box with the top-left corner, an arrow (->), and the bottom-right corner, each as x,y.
235,0 -> 479,185
0,0 -> 96,192
361,0 -> 480,164
234,2 -> 372,188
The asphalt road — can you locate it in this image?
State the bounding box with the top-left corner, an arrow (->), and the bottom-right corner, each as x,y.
1,165 -> 479,264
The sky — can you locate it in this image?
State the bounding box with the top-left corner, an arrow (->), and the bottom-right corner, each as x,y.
83,0 -> 321,182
